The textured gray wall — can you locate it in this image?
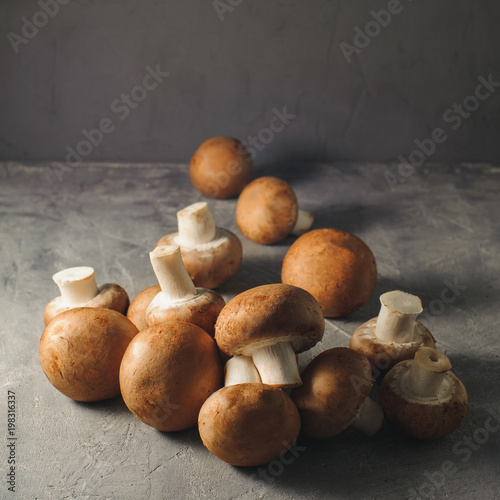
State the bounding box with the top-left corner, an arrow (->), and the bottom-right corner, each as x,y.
1,0 -> 499,165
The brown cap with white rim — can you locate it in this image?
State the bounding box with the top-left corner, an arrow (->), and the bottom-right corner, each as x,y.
215,283 -> 324,387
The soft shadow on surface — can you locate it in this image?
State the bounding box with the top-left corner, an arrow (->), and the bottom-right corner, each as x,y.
73,394 -> 131,415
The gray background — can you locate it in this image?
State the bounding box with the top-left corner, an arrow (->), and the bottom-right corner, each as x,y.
1,0 -> 500,165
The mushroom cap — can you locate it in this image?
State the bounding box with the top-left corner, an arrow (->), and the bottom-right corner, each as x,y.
215,283 -> 324,357
281,228 -> 377,317
39,307 -> 138,402
189,136 -> 253,199
157,228 -> 243,289
198,383 -> 301,466
291,347 -> 374,439
146,288 -> 225,337
379,358 -> 468,440
236,176 -> 298,245
126,285 -> 161,331
119,321 -> 222,432
44,283 -> 130,325
349,317 -> 436,380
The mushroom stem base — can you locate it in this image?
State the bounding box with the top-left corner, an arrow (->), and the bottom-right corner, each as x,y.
291,210 -> 314,236
224,356 -> 262,387
350,397 -> 384,436
251,342 -> 302,388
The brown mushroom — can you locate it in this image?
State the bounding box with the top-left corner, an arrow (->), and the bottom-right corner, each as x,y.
126,285 -> 161,331
379,347 -> 468,440
119,321 -> 222,431
291,347 -> 383,439
44,266 -> 129,325
39,307 -> 138,402
215,283 -> 324,387
236,176 -> 313,245
146,245 -> 225,336
198,383 -> 301,466
281,228 -> 377,317
189,136 -> 253,199
349,290 -> 436,380
156,202 -> 242,289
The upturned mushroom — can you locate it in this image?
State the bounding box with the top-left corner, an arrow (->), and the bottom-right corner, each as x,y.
44,266 -> 129,325
126,285 -> 161,331
281,228 -> 377,317
120,321 -> 222,431
146,245 -> 225,336
215,283 -> 324,387
39,307 -> 138,401
189,136 -> 253,199
198,383 -> 301,466
236,176 -> 314,245
379,346 -> 468,440
291,347 -> 384,439
156,202 -> 242,289
349,290 -> 436,379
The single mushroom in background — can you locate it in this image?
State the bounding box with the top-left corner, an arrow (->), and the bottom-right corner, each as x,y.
126,285 -> 161,331
215,283 -> 324,388
223,355 -> 261,387
281,228 -> 377,317
189,136 -> 253,199
379,346 -> 468,440
119,321 -> 222,432
156,201 -> 243,289
43,266 -> 130,325
291,347 -> 384,439
145,245 -> 225,336
39,307 -> 138,402
349,290 -> 436,380
236,176 -> 314,245
198,383 -> 301,466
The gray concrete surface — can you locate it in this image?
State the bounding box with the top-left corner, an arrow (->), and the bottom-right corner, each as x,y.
1,161 -> 499,499
1,1 -> 500,165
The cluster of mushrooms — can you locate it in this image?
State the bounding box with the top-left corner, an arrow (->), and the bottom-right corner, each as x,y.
39,136 -> 468,468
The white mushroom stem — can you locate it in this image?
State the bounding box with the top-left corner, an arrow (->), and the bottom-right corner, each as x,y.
407,348 -> 452,399
375,290 -> 423,343
52,266 -> 99,306
350,397 -> 384,436
250,342 -> 302,387
177,202 -> 216,247
149,245 -> 196,302
224,356 -> 262,387
291,209 -> 314,236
